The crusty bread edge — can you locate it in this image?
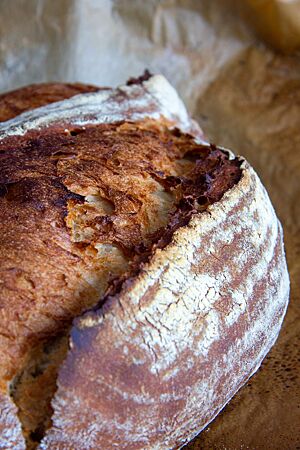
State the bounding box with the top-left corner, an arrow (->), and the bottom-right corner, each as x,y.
0,75 -> 205,142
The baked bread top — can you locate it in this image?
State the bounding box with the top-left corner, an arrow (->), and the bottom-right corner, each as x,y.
0,74 -> 289,450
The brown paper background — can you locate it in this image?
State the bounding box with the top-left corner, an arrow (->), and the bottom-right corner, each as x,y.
0,1 -> 299,448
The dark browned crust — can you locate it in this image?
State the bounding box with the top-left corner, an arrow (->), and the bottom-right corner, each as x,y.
126,69 -> 152,86
0,82 -> 242,448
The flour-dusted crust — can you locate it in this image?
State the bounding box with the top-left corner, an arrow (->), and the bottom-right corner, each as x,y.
0,74 -> 289,449
0,393 -> 25,450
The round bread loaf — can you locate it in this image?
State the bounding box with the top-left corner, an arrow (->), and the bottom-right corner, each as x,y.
0,74 -> 289,449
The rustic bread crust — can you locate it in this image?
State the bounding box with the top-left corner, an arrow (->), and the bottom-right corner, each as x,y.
0,75 -> 289,449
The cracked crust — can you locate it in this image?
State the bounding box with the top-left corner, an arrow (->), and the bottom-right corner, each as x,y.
0,75 -> 289,449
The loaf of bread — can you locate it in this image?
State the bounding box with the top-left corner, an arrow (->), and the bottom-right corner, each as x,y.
0,73 -> 289,450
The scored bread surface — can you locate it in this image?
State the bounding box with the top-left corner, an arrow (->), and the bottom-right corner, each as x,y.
0,75 -> 289,449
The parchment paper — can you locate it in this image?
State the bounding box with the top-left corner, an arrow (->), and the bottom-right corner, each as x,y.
0,1 -> 299,448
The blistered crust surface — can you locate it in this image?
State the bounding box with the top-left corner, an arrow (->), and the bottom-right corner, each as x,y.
40,164 -> 289,449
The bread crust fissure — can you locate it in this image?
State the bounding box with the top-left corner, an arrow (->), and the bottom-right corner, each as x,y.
0,119 -> 242,448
